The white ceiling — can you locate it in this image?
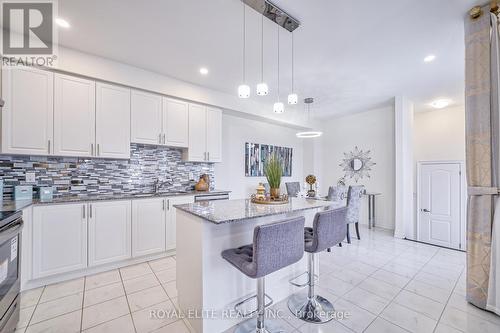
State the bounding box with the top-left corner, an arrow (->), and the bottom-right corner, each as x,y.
58,0 -> 477,119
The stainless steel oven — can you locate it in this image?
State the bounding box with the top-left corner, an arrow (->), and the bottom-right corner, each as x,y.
0,211 -> 22,333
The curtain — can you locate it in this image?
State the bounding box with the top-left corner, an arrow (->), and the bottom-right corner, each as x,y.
465,7 -> 500,311
488,12 -> 500,315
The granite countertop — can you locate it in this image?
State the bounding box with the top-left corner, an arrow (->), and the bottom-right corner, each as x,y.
174,197 -> 345,224
0,190 -> 230,212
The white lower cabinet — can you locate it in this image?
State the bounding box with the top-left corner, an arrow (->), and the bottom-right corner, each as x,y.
166,196 -> 195,251
132,198 -> 167,257
88,201 -> 132,267
32,203 -> 88,279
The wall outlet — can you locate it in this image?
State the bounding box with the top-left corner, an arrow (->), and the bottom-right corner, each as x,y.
26,172 -> 36,183
189,172 -> 194,180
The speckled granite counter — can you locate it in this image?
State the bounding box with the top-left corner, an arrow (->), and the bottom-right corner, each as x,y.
174,197 -> 343,224
0,190 -> 230,211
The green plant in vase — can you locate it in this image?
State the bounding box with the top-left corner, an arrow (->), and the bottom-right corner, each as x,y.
264,154 -> 283,199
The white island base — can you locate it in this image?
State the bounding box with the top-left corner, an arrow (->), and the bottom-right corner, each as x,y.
175,199 -> 340,333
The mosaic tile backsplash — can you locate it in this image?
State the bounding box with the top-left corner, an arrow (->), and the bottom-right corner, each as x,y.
0,144 -> 215,199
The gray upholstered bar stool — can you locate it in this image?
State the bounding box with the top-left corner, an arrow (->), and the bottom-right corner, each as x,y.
221,216 -> 305,333
288,208 -> 347,323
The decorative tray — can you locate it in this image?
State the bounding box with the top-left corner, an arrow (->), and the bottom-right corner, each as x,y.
250,194 -> 289,205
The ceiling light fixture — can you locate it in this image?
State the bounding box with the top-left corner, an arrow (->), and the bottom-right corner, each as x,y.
256,14 -> 269,96
430,99 -> 451,109
424,54 -> 436,63
199,67 -> 209,75
55,18 -> 70,28
296,98 -> 322,138
288,32 -> 298,105
238,4 -> 250,98
273,25 -> 284,113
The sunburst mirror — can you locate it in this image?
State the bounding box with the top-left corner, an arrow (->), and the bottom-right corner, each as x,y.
340,146 -> 375,182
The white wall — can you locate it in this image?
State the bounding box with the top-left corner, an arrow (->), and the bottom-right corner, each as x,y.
319,106 -> 396,229
215,114 -> 305,199
413,106 -> 465,163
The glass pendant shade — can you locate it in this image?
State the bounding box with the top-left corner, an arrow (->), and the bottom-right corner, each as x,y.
256,83 -> 269,96
273,102 -> 284,113
288,93 -> 298,105
238,84 -> 250,98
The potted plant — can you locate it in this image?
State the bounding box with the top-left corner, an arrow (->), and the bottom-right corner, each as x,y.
264,154 -> 283,199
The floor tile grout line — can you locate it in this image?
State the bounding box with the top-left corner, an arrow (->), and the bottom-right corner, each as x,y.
23,285 -> 46,330
80,277 -> 86,332
118,268 -> 138,333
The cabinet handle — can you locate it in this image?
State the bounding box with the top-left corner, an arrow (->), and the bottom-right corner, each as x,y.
97,144 -> 100,156
162,133 -> 166,144
208,152 -> 210,161
89,204 -> 92,218
48,140 -> 51,154
203,152 -> 206,161
91,144 -> 94,156
162,199 -> 165,211
167,200 -> 170,210
82,205 -> 86,219
159,133 -> 162,144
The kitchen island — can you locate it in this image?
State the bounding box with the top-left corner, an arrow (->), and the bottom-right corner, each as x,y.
174,198 -> 343,333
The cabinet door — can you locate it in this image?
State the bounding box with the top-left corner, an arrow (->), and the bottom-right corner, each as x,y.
1,67 -> 53,155
54,74 -> 96,157
166,196 -> 195,251
88,201 -> 132,266
32,203 -> 87,279
206,107 -> 222,162
163,97 -> 188,147
131,90 -> 162,145
132,198 -> 166,257
187,104 -> 207,162
96,83 -> 131,159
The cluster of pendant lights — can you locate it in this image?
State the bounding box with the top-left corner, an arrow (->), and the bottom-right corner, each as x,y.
237,3 -> 297,114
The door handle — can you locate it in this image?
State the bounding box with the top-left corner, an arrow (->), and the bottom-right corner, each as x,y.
421,209 -> 430,213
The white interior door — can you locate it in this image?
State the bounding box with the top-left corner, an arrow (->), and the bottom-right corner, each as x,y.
418,162 -> 461,249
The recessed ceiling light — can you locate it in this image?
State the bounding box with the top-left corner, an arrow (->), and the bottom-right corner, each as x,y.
199,67 -> 209,75
430,99 -> 451,109
424,54 -> 436,63
55,18 -> 70,28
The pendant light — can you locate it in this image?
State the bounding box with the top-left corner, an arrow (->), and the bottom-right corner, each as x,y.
273,26 -> 284,113
296,98 -> 322,138
256,14 -> 269,96
238,3 -> 250,98
288,32 -> 298,105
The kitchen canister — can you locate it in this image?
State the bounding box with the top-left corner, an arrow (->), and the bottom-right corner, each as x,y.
39,187 -> 54,202
14,185 -> 33,200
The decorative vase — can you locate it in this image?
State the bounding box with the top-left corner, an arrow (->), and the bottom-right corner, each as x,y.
270,187 -> 280,199
195,177 -> 209,191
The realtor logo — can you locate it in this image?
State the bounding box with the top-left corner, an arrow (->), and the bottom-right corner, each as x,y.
1,1 -> 57,66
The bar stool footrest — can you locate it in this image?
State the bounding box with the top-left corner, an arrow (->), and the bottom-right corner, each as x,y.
234,293 -> 274,318
289,271 -> 319,288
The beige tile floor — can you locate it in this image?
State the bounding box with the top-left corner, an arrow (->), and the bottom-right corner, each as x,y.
16,226 -> 500,333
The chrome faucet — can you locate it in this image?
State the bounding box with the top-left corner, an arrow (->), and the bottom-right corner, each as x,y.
153,179 -> 173,193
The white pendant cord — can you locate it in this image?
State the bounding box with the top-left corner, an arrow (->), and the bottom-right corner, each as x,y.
242,4 -> 246,83
261,14 -> 264,83
291,32 -> 295,92
277,26 -> 280,101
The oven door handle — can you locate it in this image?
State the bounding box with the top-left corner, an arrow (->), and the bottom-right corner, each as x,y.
0,219 -> 23,245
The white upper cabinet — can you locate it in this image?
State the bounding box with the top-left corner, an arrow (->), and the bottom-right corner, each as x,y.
162,97 -> 188,147
132,198 -> 166,257
88,201 -> 132,267
186,104 -> 208,162
96,83 -> 131,159
185,104 -> 222,163
1,67 -> 54,155
54,74 -> 96,157
206,107 -> 222,162
131,90 -> 162,145
32,203 -> 88,279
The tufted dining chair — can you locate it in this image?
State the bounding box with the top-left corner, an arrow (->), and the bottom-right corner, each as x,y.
345,185 -> 365,243
327,185 -> 347,203
286,182 -> 301,197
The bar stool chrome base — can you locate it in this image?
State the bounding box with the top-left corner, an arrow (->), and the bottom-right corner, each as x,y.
234,318 -> 286,333
287,293 -> 335,323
